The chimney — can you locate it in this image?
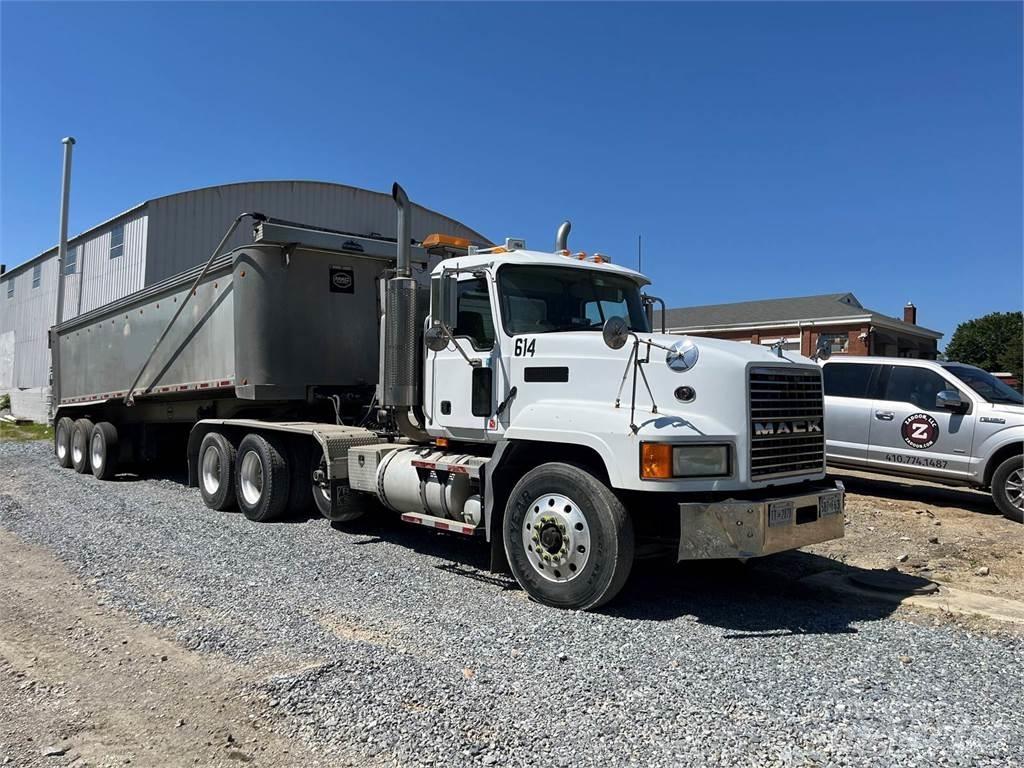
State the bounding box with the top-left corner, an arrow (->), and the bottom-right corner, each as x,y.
903,301 -> 917,325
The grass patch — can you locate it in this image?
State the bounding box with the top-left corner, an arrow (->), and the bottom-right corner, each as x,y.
0,421 -> 53,442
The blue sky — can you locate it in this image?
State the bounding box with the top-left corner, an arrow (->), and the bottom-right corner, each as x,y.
2,1 -> 1021,345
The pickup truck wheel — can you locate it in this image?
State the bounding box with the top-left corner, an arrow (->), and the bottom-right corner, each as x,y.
71,418 -> 95,474
55,417 -> 74,468
991,455 -> 1024,523
198,432 -> 237,511
236,433 -> 290,522
503,462 -> 634,610
89,422 -> 119,480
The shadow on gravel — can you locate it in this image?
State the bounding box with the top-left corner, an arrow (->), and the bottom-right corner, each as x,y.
830,471 -> 998,517
601,552 -> 911,637
333,511 -> 913,636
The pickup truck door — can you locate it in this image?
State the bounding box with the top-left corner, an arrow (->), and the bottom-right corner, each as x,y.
425,275 -> 499,440
867,364 -> 976,479
822,362 -> 884,463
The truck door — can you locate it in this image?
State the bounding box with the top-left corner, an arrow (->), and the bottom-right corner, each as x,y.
867,364 -> 976,479
426,275 -> 498,440
822,361 -> 883,463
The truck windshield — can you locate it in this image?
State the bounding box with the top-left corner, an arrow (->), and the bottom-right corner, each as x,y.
497,265 -> 650,336
944,364 -> 1023,405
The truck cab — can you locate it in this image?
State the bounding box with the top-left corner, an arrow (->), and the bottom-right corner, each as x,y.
822,357 -> 1023,522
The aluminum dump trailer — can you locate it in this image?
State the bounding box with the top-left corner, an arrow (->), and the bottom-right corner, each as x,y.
50,218 -> 436,473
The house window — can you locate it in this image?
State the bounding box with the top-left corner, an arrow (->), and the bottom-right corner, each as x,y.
32,263 -> 42,289
820,333 -> 849,354
110,224 -> 124,259
65,244 -> 78,274
5,279 -> 12,299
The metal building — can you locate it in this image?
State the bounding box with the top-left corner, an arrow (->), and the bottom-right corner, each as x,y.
0,180 -> 489,422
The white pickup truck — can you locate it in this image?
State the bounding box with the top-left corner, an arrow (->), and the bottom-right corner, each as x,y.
822,357 -> 1023,521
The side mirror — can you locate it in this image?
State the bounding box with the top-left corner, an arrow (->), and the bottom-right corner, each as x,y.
430,272 -> 458,327
602,316 -> 630,350
424,324 -> 448,352
936,390 -> 966,410
814,335 -> 832,361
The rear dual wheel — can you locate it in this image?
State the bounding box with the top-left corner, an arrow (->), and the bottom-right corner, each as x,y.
235,433 -> 290,522
503,462 -> 634,611
89,422 -> 119,480
55,417 -> 74,468
70,418 -> 94,474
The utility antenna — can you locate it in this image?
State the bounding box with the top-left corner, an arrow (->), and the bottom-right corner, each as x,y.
637,234 -> 642,273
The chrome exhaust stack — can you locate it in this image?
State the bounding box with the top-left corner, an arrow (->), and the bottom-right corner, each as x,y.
381,183 -> 419,409
555,220 -> 571,252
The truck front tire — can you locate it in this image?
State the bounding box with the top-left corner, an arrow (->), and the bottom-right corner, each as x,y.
55,417 -> 74,468
503,462 -> 634,611
199,432 -> 237,511
991,454 -> 1024,523
235,433 -> 290,522
71,418 -> 95,474
89,422 -> 119,480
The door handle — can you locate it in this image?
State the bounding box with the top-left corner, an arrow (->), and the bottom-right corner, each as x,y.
874,410 -> 895,421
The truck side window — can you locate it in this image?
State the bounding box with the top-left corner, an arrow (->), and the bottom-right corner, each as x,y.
453,278 -> 495,351
823,363 -> 878,398
883,366 -> 958,410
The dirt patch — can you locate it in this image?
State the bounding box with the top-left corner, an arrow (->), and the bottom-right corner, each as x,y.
806,470 -> 1024,602
0,529 -> 344,768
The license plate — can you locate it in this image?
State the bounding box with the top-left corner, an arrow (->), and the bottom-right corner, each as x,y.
768,501 -> 794,527
818,493 -> 842,517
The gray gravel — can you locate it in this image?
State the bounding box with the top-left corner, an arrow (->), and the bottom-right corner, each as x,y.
2,440 -> 1022,767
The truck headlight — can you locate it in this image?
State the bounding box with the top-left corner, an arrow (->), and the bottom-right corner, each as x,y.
641,443 -> 730,479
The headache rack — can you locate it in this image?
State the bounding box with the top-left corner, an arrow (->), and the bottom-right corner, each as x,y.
748,366 -> 825,480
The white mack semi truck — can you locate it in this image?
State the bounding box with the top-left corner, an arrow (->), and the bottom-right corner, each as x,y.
50,184 -> 844,610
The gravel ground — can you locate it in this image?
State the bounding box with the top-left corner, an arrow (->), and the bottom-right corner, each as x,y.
2,440 -> 1022,767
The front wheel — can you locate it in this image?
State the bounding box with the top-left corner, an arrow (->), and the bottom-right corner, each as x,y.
503,462 -> 634,610
991,454 -> 1023,523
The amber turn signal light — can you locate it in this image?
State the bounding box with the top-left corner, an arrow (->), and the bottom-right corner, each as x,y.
640,443 -> 673,479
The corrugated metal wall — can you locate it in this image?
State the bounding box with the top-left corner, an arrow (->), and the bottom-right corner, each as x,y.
144,181 -> 488,284
0,211 -> 147,390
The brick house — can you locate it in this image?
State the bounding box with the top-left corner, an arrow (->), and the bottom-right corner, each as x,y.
656,293 -> 942,359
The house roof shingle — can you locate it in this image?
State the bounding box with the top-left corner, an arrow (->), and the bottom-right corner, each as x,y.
655,292 -> 942,339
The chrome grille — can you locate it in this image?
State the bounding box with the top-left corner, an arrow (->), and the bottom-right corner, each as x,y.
749,366 -> 825,479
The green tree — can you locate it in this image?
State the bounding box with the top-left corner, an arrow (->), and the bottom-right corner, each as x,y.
944,311 -> 1023,381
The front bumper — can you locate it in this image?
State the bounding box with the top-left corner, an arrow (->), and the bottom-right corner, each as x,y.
677,480 -> 845,560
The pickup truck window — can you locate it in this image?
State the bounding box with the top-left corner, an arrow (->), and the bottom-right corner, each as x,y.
883,366 -> 958,410
498,265 -> 649,336
945,364 -> 1023,405
823,363 -> 880,398
452,278 -> 495,351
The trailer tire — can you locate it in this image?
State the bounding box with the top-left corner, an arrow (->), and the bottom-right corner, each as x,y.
503,462 -> 634,611
991,454 -> 1023,524
89,422 -> 120,480
71,418 -> 95,474
55,417 -> 74,468
198,432 -> 237,511
236,433 -> 290,522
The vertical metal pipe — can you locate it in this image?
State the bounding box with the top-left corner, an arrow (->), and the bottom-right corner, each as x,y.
54,136 -> 76,328
391,183 -> 411,278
